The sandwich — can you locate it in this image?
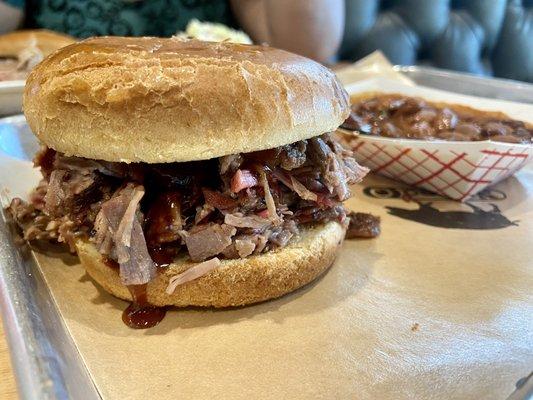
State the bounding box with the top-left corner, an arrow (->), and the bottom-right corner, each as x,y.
8,37 -> 372,327
0,29 -> 75,81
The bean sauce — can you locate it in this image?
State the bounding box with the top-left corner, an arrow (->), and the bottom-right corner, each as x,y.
342,94 -> 532,144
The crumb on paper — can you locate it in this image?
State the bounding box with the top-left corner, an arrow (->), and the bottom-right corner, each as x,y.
411,323 -> 420,332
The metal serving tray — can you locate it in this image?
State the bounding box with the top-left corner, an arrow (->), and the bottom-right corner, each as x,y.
0,115 -> 100,399
395,65 -> 533,104
0,70 -> 532,400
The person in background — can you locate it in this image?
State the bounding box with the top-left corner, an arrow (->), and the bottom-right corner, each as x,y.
0,0 -> 343,64
231,0 -> 344,63
0,0 -> 24,34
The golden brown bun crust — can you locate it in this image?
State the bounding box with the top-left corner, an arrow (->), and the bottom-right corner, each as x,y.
0,29 -> 75,58
76,221 -> 345,307
24,36 -> 350,163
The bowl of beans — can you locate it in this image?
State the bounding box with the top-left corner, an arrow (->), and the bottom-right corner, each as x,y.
340,92 -> 532,201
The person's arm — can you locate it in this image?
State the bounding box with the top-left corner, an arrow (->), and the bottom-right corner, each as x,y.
0,1 -> 24,34
230,0 -> 345,63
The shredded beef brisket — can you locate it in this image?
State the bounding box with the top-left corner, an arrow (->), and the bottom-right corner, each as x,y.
93,184 -> 156,285
7,133 -> 369,285
184,223 -> 236,262
346,212 -> 381,239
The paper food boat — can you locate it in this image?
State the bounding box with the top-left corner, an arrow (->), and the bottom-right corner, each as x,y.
343,78 -> 533,201
0,80 -> 24,117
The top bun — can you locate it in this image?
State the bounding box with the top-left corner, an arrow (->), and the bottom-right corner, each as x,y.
23,36 -> 349,163
0,29 -> 75,58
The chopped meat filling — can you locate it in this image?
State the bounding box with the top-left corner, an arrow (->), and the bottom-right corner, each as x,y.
346,212 -> 381,239
184,223 -> 236,262
7,133 -> 369,285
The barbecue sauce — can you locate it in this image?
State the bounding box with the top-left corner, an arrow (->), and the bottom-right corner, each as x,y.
122,284 -> 166,329
149,244 -> 177,269
102,257 -> 167,328
145,192 -> 183,269
102,256 -> 119,270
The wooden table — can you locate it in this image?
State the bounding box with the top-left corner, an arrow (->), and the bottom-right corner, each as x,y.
0,316 -> 18,399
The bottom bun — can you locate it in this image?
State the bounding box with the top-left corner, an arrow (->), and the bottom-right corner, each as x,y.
76,221 -> 345,307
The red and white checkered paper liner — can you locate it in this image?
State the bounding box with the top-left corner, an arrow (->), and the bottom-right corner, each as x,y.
341,78 -> 533,201
350,136 -> 532,201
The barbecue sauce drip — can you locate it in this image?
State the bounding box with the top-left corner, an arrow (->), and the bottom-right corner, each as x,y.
101,257 -> 167,328
145,192 -> 182,269
122,284 -> 166,329
102,256 -> 119,270
149,244 -> 177,269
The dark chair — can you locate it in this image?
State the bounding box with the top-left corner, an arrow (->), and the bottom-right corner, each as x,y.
340,0 -> 533,82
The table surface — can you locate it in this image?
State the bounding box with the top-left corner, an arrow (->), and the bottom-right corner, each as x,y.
0,317 -> 17,399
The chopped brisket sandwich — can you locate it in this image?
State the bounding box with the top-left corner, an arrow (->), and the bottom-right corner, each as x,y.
9,37 -> 371,327
0,30 -> 74,82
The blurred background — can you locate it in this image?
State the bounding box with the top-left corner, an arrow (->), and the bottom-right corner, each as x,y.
1,0 -> 532,82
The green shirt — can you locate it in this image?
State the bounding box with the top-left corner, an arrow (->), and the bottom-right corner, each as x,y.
27,0 -> 233,38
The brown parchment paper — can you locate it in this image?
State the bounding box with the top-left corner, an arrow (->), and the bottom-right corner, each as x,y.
334,51 -> 415,86
30,166 -> 532,400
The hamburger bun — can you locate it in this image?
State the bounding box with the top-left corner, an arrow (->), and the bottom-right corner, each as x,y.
76,221 -> 345,307
0,29 -> 75,58
24,36 -> 350,164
